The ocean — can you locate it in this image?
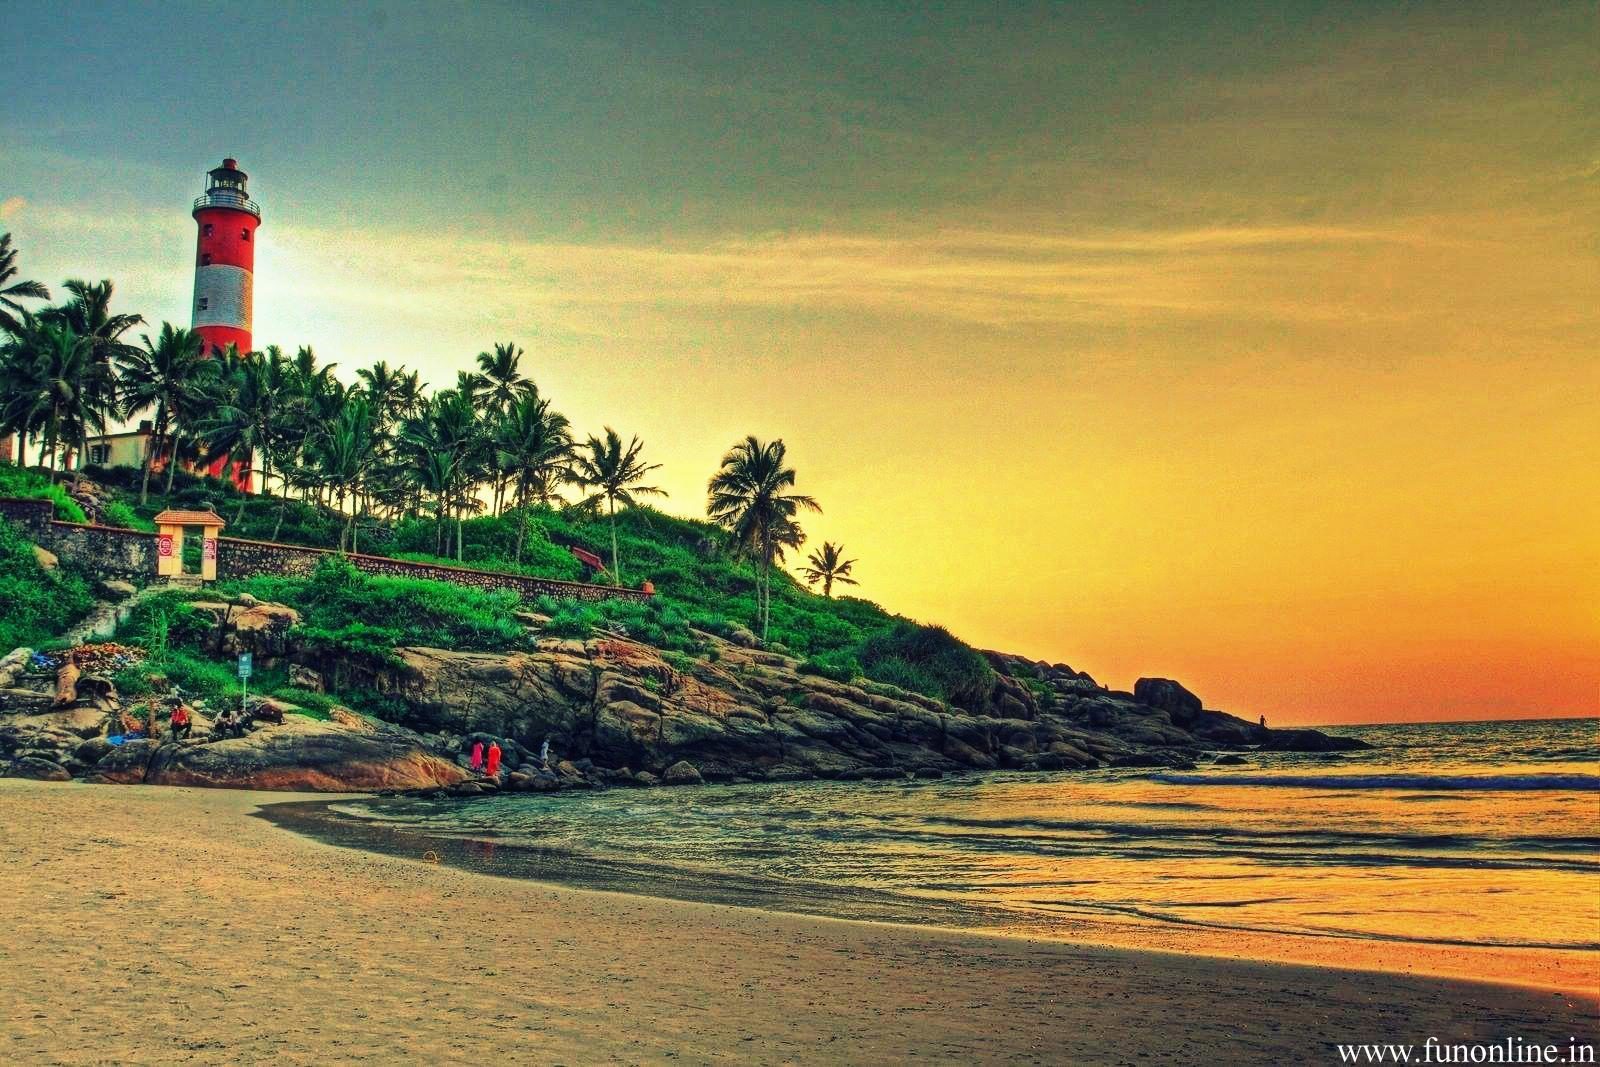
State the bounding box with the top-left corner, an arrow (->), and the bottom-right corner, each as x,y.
300,717 -> 1599,983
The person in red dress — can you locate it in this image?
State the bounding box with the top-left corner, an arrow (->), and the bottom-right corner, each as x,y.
469,740 -> 484,772
485,741 -> 502,778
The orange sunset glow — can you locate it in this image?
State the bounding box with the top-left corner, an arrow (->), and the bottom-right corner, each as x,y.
5,2 -> 1597,724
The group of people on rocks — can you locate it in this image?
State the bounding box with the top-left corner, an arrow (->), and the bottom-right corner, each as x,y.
467,736 -> 554,779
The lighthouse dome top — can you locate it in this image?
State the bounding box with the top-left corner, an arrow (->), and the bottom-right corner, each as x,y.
193,157 -> 260,220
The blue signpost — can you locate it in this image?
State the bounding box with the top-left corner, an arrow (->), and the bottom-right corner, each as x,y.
238,652 -> 252,717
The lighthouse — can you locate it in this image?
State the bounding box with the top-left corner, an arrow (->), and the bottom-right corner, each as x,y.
191,158 -> 260,487
191,158 -> 259,356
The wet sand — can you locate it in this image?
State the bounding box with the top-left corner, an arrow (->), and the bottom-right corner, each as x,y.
1,780 -> 1594,1065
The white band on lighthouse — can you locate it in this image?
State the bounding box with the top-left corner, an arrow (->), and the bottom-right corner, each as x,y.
192,264 -> 253,331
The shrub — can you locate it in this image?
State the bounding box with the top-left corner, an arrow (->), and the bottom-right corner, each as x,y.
101,500 -> 156,532
544,602 -> 602,638
224,556 -> 525,653
859,622 -> 994,708
799,650 -> 863,683
0,518 -> 95,651
0,462 -> 86,522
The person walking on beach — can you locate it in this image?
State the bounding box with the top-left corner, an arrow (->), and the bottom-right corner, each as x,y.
485,741 -> 502,778
469,740 -> 484,773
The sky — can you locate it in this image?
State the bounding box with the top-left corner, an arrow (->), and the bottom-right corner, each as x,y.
2,1 -> 1596,725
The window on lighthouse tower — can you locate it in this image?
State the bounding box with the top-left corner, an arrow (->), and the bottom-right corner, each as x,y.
202,223 -> 213,237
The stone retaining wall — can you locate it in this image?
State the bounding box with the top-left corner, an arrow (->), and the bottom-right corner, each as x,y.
0,497 -> 649,604
0,497 -> 53,539
217,536 -> 650,603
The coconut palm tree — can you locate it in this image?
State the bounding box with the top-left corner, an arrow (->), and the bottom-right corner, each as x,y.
570,428 -> 665,585
800,542 -> 858,598
41,279 -> 140,485
0,312 -> 49,462
492,386 -> 573,560
23,321 -> 101,474
0,232 -> 50,337
310,394 -> 378,551
198,348 -> 281,519
118,323 -> 215,503
707,436 -> 819,640
399,389 -> 483,559
476,342 -> 528,412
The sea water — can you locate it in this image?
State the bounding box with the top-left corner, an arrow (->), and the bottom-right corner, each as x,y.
328,717 -> 1599,972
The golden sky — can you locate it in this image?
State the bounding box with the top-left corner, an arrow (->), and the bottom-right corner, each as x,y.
3,2 -> 1597,722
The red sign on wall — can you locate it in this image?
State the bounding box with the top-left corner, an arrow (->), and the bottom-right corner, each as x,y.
158,534 -> 174,558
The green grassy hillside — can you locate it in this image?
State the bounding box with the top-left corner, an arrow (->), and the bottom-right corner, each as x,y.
7,462 -> 997,709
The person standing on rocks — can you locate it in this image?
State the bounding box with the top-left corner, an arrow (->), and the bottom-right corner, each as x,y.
469,740 -> 485,773
540,738 -> 550,767
485,741 -> 502,778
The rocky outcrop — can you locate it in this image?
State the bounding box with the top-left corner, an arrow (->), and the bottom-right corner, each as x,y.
138,714 -> 468,791
1257,728 -> 1370,752
1133,678 -> 1203,724
2,598 -> 1369,794
295,628 -> 1363,785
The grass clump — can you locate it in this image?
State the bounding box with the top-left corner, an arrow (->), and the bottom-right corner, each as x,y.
0,462 -> 87,522
222,556 -> 525,657
0,518 -> 96,651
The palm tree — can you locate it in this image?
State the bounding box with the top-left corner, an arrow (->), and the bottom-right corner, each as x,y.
476,342 -> 527,412
399,389 -> 483,559
0,312 -> 49,462
0,232 -> 50,337
118,323 -> 215,503
800,542 -> 858,598
41,279 -> 140,485
198,348 -> 280,520
492,385 -> 572,560
570,428 -> 665,585
310,394 -> 378,552
707,436 -> 820,640
23,321 -> 100,474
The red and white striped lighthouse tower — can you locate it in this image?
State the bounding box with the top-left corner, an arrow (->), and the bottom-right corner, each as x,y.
191,158 -> 259,357
191,158 -> 260,488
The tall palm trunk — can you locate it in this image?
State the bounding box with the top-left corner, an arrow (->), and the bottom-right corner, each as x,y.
139,402 -> 166,504
608,494 -> 623,585
163,431 -> 181,496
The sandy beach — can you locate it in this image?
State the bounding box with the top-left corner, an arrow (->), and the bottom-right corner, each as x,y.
1,780 -> 1594,1065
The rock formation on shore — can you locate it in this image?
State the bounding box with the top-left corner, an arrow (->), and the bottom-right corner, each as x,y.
0,601 -> 1367,794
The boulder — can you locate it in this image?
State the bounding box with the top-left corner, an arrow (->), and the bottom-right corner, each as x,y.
288,665 -> 324,693
6,755 -> 71,781
136,716 -> 470,792
661,760 -> 704,786
53,663 -> 81,708
1258,729 -> 1372,752
31,545 -> 58,570
92,739 -> 159,784
98,579 -> 138,600
1133,678 -> 1203,722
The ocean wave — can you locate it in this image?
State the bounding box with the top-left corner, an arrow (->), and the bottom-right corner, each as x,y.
1149,772 -> 1600,791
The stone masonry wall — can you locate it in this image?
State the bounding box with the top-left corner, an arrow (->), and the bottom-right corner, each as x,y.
218,536 -> 651,603
0,498 -> 53,540
0,497 -> 648,604
45,522 -> 158,578
0,498 -> 157,578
